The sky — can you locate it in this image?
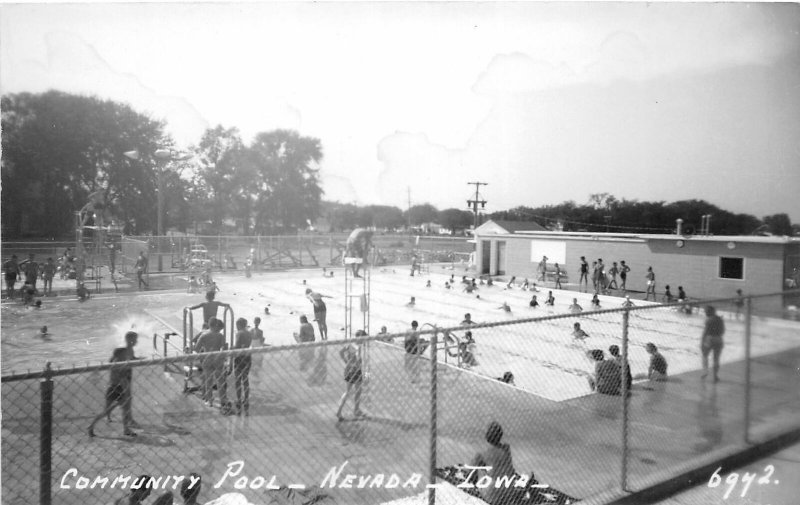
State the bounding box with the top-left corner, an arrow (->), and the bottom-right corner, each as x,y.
2,1 -> 799,223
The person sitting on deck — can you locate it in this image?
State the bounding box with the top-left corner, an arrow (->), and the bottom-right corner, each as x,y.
469,421 -> 532,505
608,345 -> 632,390
663,285 -> 674,304
587,349 -> 621,396
646,342 -> 668,382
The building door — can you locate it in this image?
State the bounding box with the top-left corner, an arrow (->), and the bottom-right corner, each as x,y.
496,241 -> 506,275
481,240 -> 491,274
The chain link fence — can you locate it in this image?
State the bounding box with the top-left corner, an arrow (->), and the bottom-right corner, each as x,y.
2,291 -> 798,505
121,233 -> 473,273
4,234 -> 473,296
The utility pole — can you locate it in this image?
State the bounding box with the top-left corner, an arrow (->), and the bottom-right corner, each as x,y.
467,182 -> 488,230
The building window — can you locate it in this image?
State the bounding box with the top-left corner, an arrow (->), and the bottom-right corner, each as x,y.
719,257 -> 744,280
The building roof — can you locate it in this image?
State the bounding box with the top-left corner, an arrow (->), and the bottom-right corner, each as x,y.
475,219 -> 547,234
474,228 -> 800,245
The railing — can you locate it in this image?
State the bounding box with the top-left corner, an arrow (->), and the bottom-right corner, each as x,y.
2,291 -> 798,505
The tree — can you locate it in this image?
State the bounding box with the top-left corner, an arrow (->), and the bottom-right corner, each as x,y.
191,126 -> 245,233
249,129 -> 324,233
438,208 -> 473,234
321,201 -> 359,232
762,213 -> 793,236
588,193 -> 618,211
2,91 -> 168,237
405,204 -> 439,227
355,205 -> 405,230
488,196 -> 764,235
227,146 -> 261,235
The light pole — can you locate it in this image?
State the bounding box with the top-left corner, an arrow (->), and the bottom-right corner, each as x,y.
153,149 -> 172,240
124,148 -> 191,272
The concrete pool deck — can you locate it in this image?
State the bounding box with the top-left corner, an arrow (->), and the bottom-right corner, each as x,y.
2,342 -> 796,504
2,268 -> 798,504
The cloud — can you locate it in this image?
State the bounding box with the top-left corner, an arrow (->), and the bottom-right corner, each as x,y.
4,31 -> 209,146
317,172 -> 360,204
472,53 -> 578,95
583,30 -> 649,84
470,32 -> 650,97
376,132 -> 471,207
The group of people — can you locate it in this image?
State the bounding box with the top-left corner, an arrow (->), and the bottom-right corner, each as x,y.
86,240 -> 732,442
535,255 -> 674,300
575,256 -> 633,296
187,291 -> 268,416
88,288 -> 268,433
3,247 -> 150,302
3,253 -> 59,302
587,343 -> 665,396
585,304 -> 727,396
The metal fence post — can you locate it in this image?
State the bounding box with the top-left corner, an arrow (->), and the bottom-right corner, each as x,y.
744,297 -> 753,443
620,309 -> 630,492
428,329 -> 439,505
40,362 -> 54,505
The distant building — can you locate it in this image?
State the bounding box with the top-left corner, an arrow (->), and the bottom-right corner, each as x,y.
473,224 -> 800,310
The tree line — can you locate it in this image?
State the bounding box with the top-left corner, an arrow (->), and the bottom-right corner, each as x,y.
2,91 -> 324,238
2,91 -> 794,238
488,193 -> 795,236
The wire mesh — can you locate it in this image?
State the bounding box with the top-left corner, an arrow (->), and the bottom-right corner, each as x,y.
1,377 -> 43,505
2,290 -> 798,505
3,338 -> 436,505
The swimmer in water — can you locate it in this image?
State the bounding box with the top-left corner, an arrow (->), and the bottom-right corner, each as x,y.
572,322 -> 590,341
